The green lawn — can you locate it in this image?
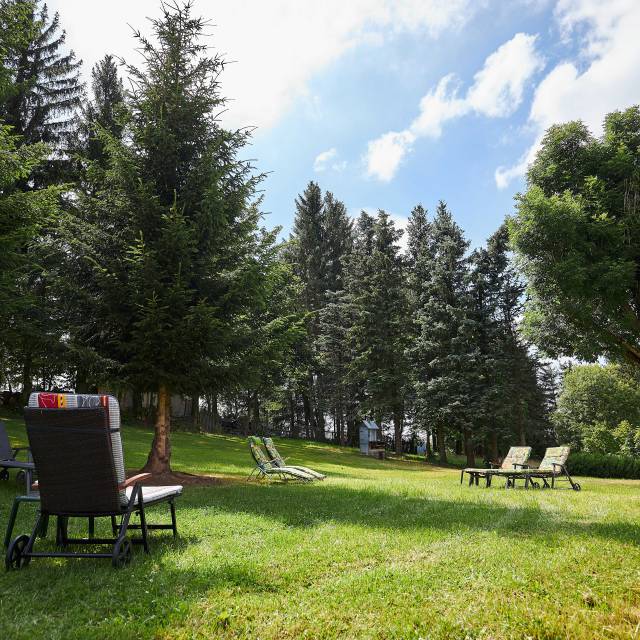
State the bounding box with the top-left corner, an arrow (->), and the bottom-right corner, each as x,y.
1,412 -> 639,640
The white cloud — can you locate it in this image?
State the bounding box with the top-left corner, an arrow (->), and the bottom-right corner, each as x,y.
495,0 -> 640,188
365,32 -> 544,181
314,148 -> 348,173
314,148 -> 337,172
364,131 -> 415,182
50,0 -> 478,132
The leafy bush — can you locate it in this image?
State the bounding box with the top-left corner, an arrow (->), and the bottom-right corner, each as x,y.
567,452 -> 640,479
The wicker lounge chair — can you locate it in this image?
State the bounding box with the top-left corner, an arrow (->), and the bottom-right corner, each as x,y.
491,446 -> 581,491
247,436 -> 314,482
262,437 -> 325,480
0,420 -> 35,493
5,392 -> 182,570
461,446 -> 532,487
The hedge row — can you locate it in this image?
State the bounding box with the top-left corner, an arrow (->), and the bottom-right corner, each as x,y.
566,452 -> 640,479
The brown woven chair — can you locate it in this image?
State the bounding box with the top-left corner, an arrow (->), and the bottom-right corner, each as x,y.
6,393 -> 182,570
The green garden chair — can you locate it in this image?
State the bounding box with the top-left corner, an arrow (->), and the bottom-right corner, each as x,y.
491,445 -> 581,491
247,437 -> 315,482
461,446 -> 532,487
262,437 -> 325,480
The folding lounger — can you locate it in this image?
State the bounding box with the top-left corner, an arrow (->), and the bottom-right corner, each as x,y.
5,392 -> 182,570
247,436 -> 315,482
262,437 -> 325,480
0,420 -> 35,493
461,446 -> 532,487
492,446 -> 581,491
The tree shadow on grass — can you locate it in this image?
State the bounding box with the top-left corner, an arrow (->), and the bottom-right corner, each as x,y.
191,481 -> 640,547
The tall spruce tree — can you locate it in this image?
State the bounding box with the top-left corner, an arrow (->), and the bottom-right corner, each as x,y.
348,211 -> 408,453
0,0 -> 59,387
76,1 -> 266,474
290,181 -> 327,438
412,202 -> 471,463
78,54 -> 125,166
54,55 -> 128,393
0,0 -> 82,184
406,204 -> 433,455
0,0 -> 79,399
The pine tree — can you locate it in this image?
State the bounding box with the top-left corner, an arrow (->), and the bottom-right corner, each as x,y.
406,204 -> 432,455
0,0 -> 83,184
412,202 -> 471,463
75,1 -> 266,474
348,211 -> 408,454
0,0 -> 74,400
78,55 -> 125,166
289,181 -> 327,439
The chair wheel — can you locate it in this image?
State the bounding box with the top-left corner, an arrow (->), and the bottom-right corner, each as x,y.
15,470 -> 25,486
0,469 -> 9,481
6,534 -> 31,570
112,537 -> 132,568
573,483 -> 581,491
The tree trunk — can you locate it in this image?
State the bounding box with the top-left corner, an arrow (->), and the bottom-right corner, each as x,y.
394,410 -> 403,455
21,352 -> 33,405
425,428 -> 432,459
143,384 -> 172,475
437,425 -> 447,463
302,392 -> 312,439
463,428 -> 475,467
191,395 -> 199,428
517,405 -> 526,445
489,430 -> 499,463
289,394 -> 297,438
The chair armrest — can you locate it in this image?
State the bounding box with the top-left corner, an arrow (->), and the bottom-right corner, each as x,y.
12,446 -> 31,459
512,463 -> 529,469
118,473 -> 152,490
488,462 -> 500,468
551,463 -> 566,472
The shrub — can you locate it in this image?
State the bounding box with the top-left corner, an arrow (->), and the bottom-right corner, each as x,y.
567,452 -> 640,479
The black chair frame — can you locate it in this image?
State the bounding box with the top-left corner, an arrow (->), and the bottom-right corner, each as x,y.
6,483 -> 179,569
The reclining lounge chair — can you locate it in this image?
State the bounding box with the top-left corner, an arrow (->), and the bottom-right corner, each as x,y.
262,437 -> 325,480
461,446 -> 532,487
247,436 -> 315,482
5,392 -> 182,570
0,420 -> 35,493
491,446 -> 581,491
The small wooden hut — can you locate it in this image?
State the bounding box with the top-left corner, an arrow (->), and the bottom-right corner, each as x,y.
359,420 -> 385,459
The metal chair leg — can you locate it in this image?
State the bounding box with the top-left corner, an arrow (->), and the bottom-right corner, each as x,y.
4,497 -> 21,549
138,505 -> 150,553
170,500 -> 178,537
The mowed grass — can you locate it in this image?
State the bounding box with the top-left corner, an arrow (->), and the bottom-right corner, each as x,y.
0,413 -> 639,640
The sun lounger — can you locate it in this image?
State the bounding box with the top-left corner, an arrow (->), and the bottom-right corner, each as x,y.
262,437 -> 325,480
461,446 -> 532,487
490,446 -> 581,491
247,436 -> 314,482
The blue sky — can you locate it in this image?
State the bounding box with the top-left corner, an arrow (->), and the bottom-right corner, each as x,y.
52,0 -> 640,249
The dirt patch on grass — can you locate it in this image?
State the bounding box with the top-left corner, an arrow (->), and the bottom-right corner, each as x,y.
126,469 -> 229,487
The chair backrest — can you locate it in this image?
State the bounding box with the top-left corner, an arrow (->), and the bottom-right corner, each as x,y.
248,436 -> 270,470
26,393 -> 127,510
262,437 -> 283,465
0,420 -> 13,461
538,446 -> 570,471
501,446 -> 532,469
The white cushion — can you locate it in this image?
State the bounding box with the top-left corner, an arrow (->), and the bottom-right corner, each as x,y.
126,485 -> 183,505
